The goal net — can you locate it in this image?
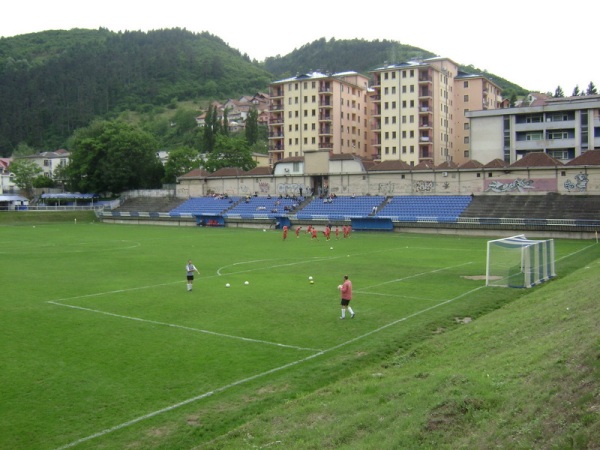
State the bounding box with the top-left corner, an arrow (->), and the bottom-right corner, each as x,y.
486,234 -> 556,288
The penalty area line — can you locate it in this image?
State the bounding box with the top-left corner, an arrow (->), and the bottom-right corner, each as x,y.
47,301 -> 322,353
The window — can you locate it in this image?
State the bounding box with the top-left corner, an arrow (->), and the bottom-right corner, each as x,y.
464,123 -> 470,130
463,81 -> 468,88
464,95 -> 469,102
547,131 -> 568,140
402,146 -> 407,154
402,86 -> 407,93
464,137 -> 470,144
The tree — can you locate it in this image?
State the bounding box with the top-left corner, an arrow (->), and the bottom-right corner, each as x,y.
554,86 -> 565,98
201,104 -> 220,153
163,147 -> 201,183
245,108 -> 259,146
572,85 -> 580,97
65,120 -> 164,194
204,135 -> 257,172
9,159 -> 42,198
586,82 -> 598,95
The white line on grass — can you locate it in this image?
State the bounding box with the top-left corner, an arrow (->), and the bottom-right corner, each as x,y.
47,301 -> 322,352
360,261 -> 473,290
54,284 -> 484,450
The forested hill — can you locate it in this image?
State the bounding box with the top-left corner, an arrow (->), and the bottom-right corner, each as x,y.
263,37 -> 528,98
0,28 -> 273,153
0,29 -> 527,156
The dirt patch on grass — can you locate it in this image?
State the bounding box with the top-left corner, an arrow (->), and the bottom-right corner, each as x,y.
462,275 -> 502,280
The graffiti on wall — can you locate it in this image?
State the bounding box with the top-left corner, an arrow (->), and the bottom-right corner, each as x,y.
485,178 -> 534,193
564,172 -> 589,192
414,180 -> 435,192
277,183 -> 309,196
377,182 -> 396,194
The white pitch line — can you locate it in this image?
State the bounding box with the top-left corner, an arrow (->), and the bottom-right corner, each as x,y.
54,284 -> 483,450
361,261 -> 473,290
47,301 -> 321,352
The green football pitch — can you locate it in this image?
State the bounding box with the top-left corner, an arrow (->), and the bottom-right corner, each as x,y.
0,222 -> 596,449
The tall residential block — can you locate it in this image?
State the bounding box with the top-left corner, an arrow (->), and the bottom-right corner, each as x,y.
370,57 -> 502,166
268,71 -> 371,165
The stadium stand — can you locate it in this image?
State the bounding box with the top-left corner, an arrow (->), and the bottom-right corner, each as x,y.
224,196 -> 302,219
376,195 -> 472,223
295,196 -> 386,220
169,196 -> 240,216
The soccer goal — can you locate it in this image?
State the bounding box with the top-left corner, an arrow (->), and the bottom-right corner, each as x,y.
486,234 -> 556,288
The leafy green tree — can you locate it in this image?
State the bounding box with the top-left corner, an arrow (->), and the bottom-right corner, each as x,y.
163,147 -> 201,183
204,135 -> 257,172
586,82 -> 597,95
201,104 -> 221,153
245,108 -> 259,146
554,86 -> 565,98
33,174 -> 56,189
66,120 -> 164,194
9,159 -> 42,198
572,85 -> 580,96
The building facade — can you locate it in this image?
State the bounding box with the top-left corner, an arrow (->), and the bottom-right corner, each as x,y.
268,71 -> 371,165
467,95 -> 600,164
370,57 -> 502,167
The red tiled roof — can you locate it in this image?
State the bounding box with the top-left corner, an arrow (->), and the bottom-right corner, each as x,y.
245,166 -> 272,176
436,161 -> 459,170
413,161 -> 435,170
484,158 -> 509,169
208,167 -> 247,177
566,149 -> 600,166
509,152 -> 563,168
459,160 -> 484,169
178,168 -> 210,179
368,160 -> 412,171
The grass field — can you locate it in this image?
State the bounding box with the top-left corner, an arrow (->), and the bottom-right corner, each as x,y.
1,216 -> 598,449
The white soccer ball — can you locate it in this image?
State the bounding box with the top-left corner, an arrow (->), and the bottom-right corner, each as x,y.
308,276 -> 313,280
244,281 -> 249,285
263,229 -> 266,232
225,283 -> 230,288
330,247 -> 333,250
337,285 -> 342,289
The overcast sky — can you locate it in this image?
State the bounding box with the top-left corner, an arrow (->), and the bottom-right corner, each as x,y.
1,0 -> 596,95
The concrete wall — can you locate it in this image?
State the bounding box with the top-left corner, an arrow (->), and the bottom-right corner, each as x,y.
178,165 -> 600,198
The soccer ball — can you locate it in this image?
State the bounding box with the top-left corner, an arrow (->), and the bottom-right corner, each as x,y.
263,229 -> 266,232
330,247 -> 333,250
225,283 -> 230,288
244,281 -> 249,285
308,276 -> 313,280
310,280 -> 314,285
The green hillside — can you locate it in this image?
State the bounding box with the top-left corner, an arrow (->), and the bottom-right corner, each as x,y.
0,29 -> 528,156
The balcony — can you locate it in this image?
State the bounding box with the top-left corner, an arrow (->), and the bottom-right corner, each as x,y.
269,103 -> 284,111
270,88 -> 284,98
319,114 -> 332,121
319,126 -> 332,135
419,89 -> 432,98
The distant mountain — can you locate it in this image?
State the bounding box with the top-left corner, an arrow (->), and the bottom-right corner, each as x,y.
0,29 -> 527,156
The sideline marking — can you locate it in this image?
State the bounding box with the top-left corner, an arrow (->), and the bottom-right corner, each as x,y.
47,301 -> 321,353
54,285 -> 484,450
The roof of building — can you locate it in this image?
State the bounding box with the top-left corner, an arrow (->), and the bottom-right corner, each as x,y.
178,168 -> 210,179
245,166 -> 272,176
484,158 -> 509,169
368,160 -> 412,172
566,149 -> 600,166
436,161 -> 460,170
510,152 -> 563,168
208,167 -> 247,178
459,160 -> 485,169
413,161 -> 436,170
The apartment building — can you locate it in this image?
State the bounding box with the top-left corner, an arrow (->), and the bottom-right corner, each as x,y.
466,94 -> 600,164
268,71 -> 371,165
370,57 -> 502,166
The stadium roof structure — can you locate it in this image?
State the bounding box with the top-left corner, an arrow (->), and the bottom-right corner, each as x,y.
0,194 -> 28,202
41,193 -> 98,200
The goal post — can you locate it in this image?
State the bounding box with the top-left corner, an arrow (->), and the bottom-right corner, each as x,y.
486,234 -> 556,288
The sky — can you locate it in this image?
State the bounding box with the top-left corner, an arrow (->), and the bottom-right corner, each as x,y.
1,0 -> 597,95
